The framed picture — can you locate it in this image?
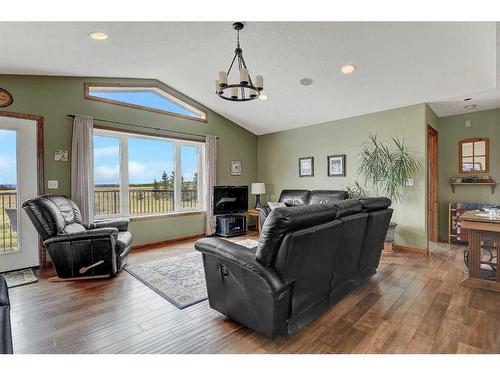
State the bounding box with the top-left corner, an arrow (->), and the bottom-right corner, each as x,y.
299,157 -> 314,177
54,150 -> 69,162
230,160 -> 242,176
327,154 -> 346,177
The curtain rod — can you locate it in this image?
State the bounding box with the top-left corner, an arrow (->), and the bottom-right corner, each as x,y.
66,114 -> 219,139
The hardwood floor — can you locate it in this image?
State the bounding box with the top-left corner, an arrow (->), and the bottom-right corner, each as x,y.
8,234 -> 500,354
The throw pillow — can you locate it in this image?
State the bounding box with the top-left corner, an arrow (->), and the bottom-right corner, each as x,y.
268,201 -> 286,211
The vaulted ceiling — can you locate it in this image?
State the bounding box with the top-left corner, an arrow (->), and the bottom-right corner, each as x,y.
0,22 -> 498,134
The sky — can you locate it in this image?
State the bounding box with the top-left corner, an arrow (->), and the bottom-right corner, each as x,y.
91,91 -> 196,118
94,135 -> 199,185
0,130 -> 17,186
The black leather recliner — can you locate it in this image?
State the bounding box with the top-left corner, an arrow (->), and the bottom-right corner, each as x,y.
195,197 -> 392,339
0,275 -> 13,354
22,195 -> 132,279
256,189 -> 348,230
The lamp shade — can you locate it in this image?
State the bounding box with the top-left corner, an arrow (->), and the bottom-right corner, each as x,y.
251,183 -> 266,195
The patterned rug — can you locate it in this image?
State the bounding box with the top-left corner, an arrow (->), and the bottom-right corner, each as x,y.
1,268 -> 38,288
125,252 -> 207,309
227,238 -> 259,248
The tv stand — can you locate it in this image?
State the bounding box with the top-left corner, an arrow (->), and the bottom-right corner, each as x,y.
216,214 -> 247,237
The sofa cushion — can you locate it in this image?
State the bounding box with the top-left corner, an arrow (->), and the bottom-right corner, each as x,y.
62,222 -> 86,234
333,199 -> 363,218
309,190 -> 348,204
278,190 -> 311,206
22,195 -> 84,238
256,204 -> 338,266
359,197 -> 392,212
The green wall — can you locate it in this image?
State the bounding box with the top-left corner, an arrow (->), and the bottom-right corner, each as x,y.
8,73 -> 493,250
0,75 -> 258,245
437,108 -> 500,239
258,104 -> 429,249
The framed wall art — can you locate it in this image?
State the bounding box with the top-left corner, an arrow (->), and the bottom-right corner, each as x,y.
299,157 -> 314,177
230,160 -> 242,176
327,154 -> 346,177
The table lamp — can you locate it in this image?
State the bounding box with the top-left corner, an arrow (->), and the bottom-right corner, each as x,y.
250,183 -> 266,209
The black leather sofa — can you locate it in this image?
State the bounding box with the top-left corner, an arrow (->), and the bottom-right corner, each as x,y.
256,189 -> 348,230
0,275 -> 13,354
195,197 -> 392,339
22,195 -> 132,279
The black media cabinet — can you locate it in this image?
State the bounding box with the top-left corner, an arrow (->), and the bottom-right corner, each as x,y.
216,214 -> 247,237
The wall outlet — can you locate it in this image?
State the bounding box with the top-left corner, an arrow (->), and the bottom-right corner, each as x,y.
48,180 -> 59,189
465,120 -> 472,128
405,178 -> 414,186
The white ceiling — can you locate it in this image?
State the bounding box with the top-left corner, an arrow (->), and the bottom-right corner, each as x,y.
0,22 -> 498,134
428,23 -> 500,117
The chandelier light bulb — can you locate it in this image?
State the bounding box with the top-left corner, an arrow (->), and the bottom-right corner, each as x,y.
240,68 -> 249,85
255,75 -> 263,90
219,71 -> 228,86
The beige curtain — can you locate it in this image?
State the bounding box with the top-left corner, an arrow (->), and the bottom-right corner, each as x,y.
71,115 -> 94,225
204,135 -> 217,235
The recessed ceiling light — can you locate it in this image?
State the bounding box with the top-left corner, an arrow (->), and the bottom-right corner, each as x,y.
89,31 -> 108,41
259,93 -> 268,101
299,78 -> 313,86
464,104 -> 477,111
341,64 -> 356,74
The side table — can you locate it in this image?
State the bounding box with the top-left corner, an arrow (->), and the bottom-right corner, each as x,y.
247,209 -> 260,234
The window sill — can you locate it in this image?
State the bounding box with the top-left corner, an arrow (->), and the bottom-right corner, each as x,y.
128,210 -> 205,222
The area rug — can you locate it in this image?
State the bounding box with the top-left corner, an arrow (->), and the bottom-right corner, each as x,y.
125,252 -> 207,309
1,268 -> 38,288
227,238 -> 259,248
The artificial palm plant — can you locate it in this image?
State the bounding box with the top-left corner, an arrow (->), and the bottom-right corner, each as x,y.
358,134 -> 421,203
346,134 -> 421,247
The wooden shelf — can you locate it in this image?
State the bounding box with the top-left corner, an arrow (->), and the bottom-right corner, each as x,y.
450,182 -> 496,194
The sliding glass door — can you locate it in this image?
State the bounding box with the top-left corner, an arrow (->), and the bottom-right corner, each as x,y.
0,116 -> 39,272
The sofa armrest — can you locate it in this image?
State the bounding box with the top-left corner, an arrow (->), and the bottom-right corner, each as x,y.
256,204 -> 271,217
194,237 -> 286,295
90,217 -> 129,232
256,205 -> 271,230
44,228 -> 118,246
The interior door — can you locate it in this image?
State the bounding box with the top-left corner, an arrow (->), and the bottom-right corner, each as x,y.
427,125 -> 438,242
0,116 -> 39,272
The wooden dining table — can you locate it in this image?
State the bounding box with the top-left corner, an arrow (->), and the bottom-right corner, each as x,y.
459,210 -> 500,293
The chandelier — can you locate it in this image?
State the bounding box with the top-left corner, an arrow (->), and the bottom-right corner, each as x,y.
215,22 -> 263,102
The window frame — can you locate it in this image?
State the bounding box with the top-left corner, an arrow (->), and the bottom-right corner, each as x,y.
85,83 -> 208,122
458,137 -> 489,174
93,126 -> 205,219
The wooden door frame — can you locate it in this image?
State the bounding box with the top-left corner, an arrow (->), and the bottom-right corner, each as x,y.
0,110 -> 45,265
427,125 -> 438,242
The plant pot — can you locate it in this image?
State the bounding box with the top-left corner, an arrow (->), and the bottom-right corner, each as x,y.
385,222 -> 397,243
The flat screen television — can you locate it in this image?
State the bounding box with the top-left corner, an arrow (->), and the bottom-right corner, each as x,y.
213,185 -> 248,215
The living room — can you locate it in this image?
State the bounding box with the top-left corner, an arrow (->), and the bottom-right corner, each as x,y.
1,1 -> 499,372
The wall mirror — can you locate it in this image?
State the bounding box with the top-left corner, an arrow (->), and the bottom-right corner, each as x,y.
459,137 -> 489,174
